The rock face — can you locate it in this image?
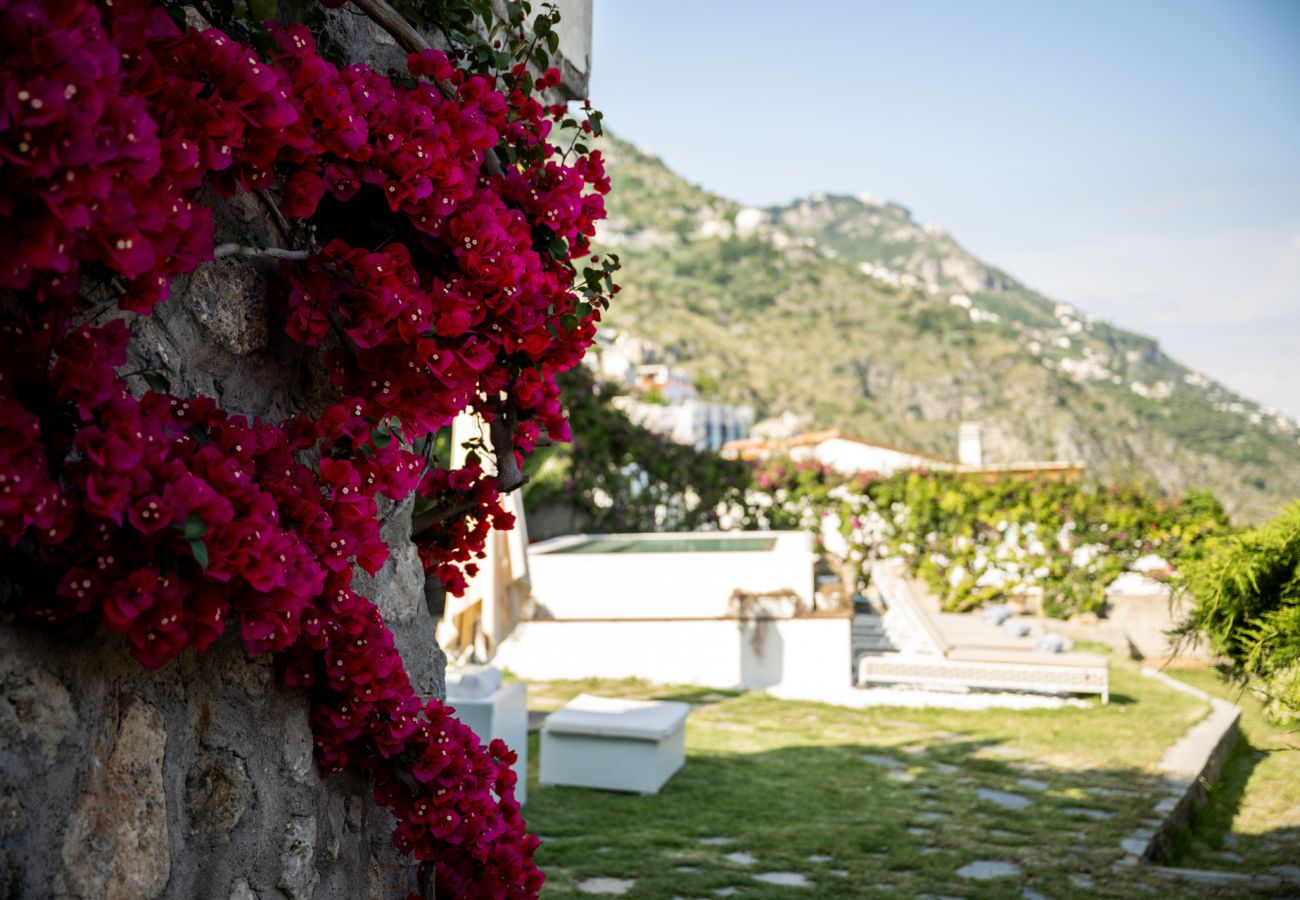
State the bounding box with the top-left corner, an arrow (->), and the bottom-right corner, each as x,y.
0,555 -> 440,900
0,478 -> 444,898
0,0 -> 597,892
0,23 -> 444,899
57,698 -> 171,900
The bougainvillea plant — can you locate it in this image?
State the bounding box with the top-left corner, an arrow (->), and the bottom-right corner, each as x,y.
0,0 -> 616,895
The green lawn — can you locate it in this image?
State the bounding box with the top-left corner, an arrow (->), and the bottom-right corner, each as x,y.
1167,669 -> 1300,878
512,657 -> 1281,899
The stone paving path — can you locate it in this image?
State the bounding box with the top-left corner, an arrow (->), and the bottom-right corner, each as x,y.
544,721 -> 1270,898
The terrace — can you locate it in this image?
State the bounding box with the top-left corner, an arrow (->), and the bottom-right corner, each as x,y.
516,655 -> 1298,898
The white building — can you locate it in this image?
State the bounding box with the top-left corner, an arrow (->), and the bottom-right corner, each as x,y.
723,425 -> 1084,482
723,428 -> 951,476
635,364 -> 698,405
615,396 -> 755,452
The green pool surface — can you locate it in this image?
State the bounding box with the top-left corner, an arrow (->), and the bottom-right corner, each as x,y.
547,537 -> 777,554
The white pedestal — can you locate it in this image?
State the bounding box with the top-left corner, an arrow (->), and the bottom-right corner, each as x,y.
539,694 -> 689,794
446,672 -> 529,805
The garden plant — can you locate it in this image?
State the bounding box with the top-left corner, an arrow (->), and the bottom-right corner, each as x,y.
0,0 -> 616,894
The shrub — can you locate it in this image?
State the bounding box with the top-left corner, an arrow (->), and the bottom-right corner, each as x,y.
1179,502 -> 1300,723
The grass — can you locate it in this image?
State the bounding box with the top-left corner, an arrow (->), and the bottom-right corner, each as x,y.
1167,669 -> 1300,876
512,656 -> 1287,898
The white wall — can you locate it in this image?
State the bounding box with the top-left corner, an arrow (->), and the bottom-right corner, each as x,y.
528,531 -> 815,619
493,616 -> 852,692
789,439 -> 944,476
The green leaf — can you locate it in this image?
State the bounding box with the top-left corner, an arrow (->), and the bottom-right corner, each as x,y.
533,15 -> 552,36
189,538 -> 209,571
142,371 -> 170,393
248,0 -> 278,20
546,31 -> 559,54
182,513 -> 207,541
371,423 -> 392,449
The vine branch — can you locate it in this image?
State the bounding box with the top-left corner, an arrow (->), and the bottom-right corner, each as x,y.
213,243 -> 312,261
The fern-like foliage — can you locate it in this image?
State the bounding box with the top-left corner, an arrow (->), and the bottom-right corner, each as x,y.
1179,501 -> 1300,723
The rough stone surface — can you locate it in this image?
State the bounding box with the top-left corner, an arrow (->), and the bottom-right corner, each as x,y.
0,656 -> 76,764
187,747 -> 254,843
976,787 -> 1032,810
221,648 -> 273,699
956,860 -> 1022,880
0,3 -> 597,895
753,871 -> 812,887
576,877 -> 637,895
0,155 -> 448,899
0,788 -> 25,836
56,697 -> 171,899
228,879 -> 259,900
278,815 -> 320,900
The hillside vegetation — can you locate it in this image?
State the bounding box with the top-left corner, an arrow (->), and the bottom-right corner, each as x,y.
594,136 -> 1300,522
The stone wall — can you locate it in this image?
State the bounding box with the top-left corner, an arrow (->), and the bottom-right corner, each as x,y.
0,173 -> 444,900
0,4 -> 592,896
0,606 -> 440,899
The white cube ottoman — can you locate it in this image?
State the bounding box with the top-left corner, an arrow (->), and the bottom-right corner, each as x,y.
539,694 -> 689,794
446,666 -> 529,804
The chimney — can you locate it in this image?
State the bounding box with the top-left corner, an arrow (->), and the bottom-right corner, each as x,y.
958,421 -> 983,466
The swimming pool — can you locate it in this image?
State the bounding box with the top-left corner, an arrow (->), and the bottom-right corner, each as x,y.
546,535 -> 777,555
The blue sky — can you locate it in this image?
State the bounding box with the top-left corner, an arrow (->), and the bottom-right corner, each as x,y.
590,0 -> 1300,418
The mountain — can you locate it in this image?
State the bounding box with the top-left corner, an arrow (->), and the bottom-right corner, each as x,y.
592,135 -> 1300,522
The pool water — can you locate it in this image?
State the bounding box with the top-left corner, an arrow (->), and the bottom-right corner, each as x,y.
548,536 -> 778,554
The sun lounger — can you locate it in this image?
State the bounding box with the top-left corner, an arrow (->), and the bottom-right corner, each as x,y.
859,559 -> 1109,702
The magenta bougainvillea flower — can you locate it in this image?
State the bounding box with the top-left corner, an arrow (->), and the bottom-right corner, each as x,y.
0,0 -> 614,895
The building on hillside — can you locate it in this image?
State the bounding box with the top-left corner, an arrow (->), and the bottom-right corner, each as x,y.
751,410 -> 812,441
722,422 -> 1084,482
614,396 -> 755,452
584,331 -> 755,452
635,363 -> 698,404
723,428 -> 950,475
587,330 -> 652,387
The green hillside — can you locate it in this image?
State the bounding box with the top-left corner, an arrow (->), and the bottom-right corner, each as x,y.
593,135 -> 1300,522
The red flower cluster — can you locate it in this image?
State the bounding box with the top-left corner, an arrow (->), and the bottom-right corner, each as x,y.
0,0 -> 614,895
415,462 -> 516,597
